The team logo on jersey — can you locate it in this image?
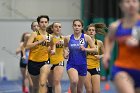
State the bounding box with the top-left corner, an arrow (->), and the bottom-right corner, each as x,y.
79,38 -> 85,45
59,39 -> 64,44
46,35 -> 51,42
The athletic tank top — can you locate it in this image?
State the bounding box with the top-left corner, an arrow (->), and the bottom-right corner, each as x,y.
28,30 -> 51,62
87,39 -> 100,69
22,49 -> 30,64
20,49 -> 29,64
115,20 -> 140,70
67,33 -> 87,65
50,35 -> 64,64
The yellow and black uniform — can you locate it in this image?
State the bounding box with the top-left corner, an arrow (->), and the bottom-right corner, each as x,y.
50,35 -> 64,70
86,39 -> 101,75
28,30 -> 51,75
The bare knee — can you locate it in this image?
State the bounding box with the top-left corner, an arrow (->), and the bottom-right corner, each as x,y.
53,79 -> 60,85
39,81 -> 47,88
114,71 -> 135,93
86,88 -> 92,93
71,80 -> 78,87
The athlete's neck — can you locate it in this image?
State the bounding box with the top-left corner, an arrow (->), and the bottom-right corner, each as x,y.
74,33 -> 82,39
39,28 -> 47,35
124,13 -> 139,24
122,14 -> 139,28
90,36 -> 95,39
53,33 -> 60,37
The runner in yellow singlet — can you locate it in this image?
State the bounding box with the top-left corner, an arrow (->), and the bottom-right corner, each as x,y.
47,22 -> 64,93
26,15 -> 55,93
84,23 -> 104,93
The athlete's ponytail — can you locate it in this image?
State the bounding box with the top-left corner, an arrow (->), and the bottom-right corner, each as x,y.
95,23 -> 107,36
46,24 -> 53,34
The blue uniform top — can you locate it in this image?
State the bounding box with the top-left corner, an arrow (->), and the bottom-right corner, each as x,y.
113,19 -> 140,70
67,33 -> 87,65
22,49 -> 29,64
116,20 -> 140,37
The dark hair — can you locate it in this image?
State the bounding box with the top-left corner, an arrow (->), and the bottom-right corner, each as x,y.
46,22 -> 62,34
73,19 -> 84,33
73,19 -> 84,27
52,22 -> 61,27
20,32 -> 30,42
46,24 -> 53,34
37,15 -> 49,23
86,23 -> 95,32
94,23 -> 107,35
31,21 -> 37,30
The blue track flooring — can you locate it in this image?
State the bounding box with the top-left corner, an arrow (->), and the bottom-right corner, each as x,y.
0,80 -> 117,93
